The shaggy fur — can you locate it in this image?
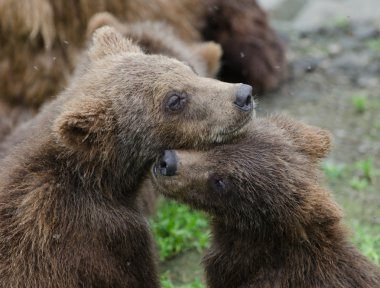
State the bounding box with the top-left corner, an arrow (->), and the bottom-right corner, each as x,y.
0,101 -> 34,143
0,0 -> 285,107
0,26 -> 253,287
87,12 -> 222,78
203,0 -> 287,93
151,116 -> 380,288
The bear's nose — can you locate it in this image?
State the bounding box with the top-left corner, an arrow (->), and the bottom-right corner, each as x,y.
234,84 -> 254,112
157,150 -> 177,176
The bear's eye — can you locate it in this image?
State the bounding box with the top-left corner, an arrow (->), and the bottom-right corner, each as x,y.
209,175 -> 228,193
165,92 -> 188,113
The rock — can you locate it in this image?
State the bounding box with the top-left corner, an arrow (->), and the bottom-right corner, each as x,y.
291,56 -> 321,77
351,23 -> 379,40
328,43 -> 343,56
356,76 -> 380,89
332,52 -> 371,71
292,0 -> 380,32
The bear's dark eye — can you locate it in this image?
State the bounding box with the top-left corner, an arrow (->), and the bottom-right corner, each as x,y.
209,175 -> 228,193
165,92 -> 188,113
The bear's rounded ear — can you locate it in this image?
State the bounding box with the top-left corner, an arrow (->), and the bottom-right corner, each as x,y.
86,12 -> 125,40
89,26 -> 142,61
270,115 -> 332,160
53,98 -> 113,149
192,42 -> 222,77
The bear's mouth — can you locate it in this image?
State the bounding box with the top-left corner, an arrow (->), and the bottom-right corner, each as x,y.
150,164 -> 174,196
215,114 -> 253,142
150,164 -> 161,185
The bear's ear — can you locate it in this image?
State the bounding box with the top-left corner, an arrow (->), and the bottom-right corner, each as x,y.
86,12 -> 125,40
192,42 -> 222,77
89,26 -> 142,61
270,115 -> 332,160
53,98 -> 114,149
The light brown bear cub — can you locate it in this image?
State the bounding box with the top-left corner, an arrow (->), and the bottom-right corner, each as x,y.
152,116 -> 380,288
0,27 -> 254,287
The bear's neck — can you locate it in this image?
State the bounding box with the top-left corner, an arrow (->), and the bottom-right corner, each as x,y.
30,134 -> 156,202
204,217 -> 376,288
0,136 -> 160,287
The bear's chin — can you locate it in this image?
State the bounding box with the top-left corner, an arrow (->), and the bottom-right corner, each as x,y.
213,116 -> 253,144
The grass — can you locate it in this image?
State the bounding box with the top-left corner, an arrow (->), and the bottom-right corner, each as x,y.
376,120 -> 380,130
161,274 -> 204,288
367,37 -> 380,52
150,199 -> 209,261
322,161 -> 346,180
324,158 -> 380,265
348,158 -> 378,190
332,16 -> 350,30
351,221 -> 380,265
351,93 -> 368,113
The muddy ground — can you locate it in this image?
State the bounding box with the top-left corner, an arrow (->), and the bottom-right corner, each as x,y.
160,20 -> 380,285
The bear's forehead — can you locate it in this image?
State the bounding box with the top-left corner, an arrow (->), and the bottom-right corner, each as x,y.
123,54 -> 193,73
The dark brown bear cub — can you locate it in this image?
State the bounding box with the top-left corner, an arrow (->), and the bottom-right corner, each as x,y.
0,26 -> 254,287
151,116 -> 380,288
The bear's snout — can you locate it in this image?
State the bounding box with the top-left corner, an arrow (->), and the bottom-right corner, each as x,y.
156,150 -> 177,176
234,84 -> 254,112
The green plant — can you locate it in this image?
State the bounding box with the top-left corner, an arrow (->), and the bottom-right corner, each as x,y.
376,120 -> 380,130
355,158 -> 374,182
349,177 -> 368,191
161,273 -> 205,288
151,199 -> 209,260
333,16 -> 350,29
367,38 -> 380,52
350,221 -> 380,265
351,94 -> 368,113
322,161 -> 346,180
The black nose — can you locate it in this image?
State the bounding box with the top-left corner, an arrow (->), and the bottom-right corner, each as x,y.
157,150 -> 177,176
235,84 -> 254,111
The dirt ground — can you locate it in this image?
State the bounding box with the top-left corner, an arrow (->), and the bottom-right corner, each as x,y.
161,19 -> 380,286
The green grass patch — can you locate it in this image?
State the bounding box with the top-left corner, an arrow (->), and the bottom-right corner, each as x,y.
351,93 -> 368,113
332,16 -> 350,29
151,199 -> 209,261
354,158 -> 375,182
349,177 -> 369,191
322,161 -> 346,180
376,120 -> 380,130
350,221 -> 380,265
367,38 -> 380,52
348,158 -> 379,190
161,273 -> 205,288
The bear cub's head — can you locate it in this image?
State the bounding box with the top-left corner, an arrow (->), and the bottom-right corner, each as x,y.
54,27 -> 254,161
151,116 -> 338,235
87,12 -> 223,78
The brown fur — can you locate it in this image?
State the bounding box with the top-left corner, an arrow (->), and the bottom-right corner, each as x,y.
203,0 -> 287,93
0,0 -> 284,107
87,12 -> 222,78
0,26 -> 253,287
151,116 -> 380,288
0,100 -> 34,143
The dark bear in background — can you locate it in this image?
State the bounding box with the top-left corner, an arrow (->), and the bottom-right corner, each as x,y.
0,0 -> 285,108
204,0 -> 286,93
151,116 -> 380,288
0,26 -> 254,287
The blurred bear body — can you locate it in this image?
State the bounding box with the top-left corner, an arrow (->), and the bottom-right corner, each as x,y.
0,0 -> 285,108
152,116 -> 380,288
